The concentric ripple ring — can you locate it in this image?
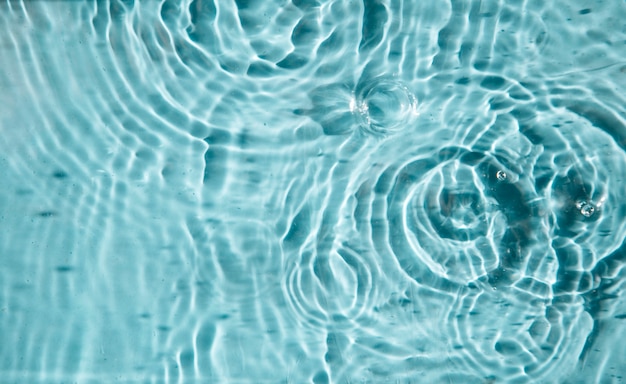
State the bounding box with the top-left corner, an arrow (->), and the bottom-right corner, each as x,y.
373,146 -> 548,289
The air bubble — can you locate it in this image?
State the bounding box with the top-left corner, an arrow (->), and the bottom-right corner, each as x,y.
576,200 -> 595,217
496,170 -> 507,181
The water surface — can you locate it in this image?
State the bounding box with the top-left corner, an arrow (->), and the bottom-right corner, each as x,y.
1,1 -> 626,383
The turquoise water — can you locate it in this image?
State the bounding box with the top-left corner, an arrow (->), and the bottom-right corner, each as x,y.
1,0 -> 626,382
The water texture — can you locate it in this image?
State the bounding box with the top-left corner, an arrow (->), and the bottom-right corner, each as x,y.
1,0 -> 626,383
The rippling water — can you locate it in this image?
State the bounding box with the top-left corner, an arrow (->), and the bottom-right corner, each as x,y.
1,1 -> 626,383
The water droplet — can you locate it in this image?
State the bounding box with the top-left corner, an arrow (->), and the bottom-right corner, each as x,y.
576,200 -> 595,217
496,170 -> 507,181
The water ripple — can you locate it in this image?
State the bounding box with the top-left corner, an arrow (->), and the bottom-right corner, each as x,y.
363,139 -> 554,291
448,285 -> 592,382
283,243 -> 379,329
3,0 -> 626,382
354,77 -> 419,135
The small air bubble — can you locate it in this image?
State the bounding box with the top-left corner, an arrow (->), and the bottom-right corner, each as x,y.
496,170 -> 507,181
577,200 -> 595,217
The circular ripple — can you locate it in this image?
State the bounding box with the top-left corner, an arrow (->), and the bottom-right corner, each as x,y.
378,146 -> 547,288
283,242 -> 379,329
405,158 -> 506,284
353,77 -> 419,135
529,106 -> 626,282
448,284 -> 592,382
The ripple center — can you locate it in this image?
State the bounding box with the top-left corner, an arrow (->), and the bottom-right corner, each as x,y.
354,78 -> 418,135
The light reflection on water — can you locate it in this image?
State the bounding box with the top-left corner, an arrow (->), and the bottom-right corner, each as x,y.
1,1 -> 625,383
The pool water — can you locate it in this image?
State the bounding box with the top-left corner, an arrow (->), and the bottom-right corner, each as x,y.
1,1 -> 626,383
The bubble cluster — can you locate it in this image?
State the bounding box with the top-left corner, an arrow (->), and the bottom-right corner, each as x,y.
576,200 -> 596,218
